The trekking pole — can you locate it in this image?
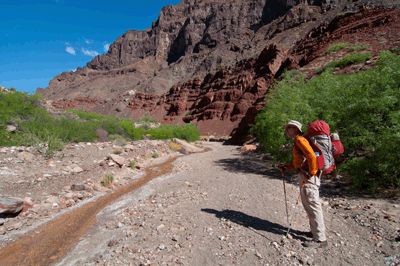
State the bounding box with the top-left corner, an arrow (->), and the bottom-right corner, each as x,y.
286,182 -> 304,237
281,171 -> 289,227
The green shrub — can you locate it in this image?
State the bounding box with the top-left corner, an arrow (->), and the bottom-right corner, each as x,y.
118,119 -> 144,140
145,123 -> 201,142
252,51 -> 400,192
318,52 -> 373,73
129,161 -> 136,168
152,153 -> 159,158
101,174 -> 114,188
390,46 -> 400,55
325,43 -> 350,54
139,115 -> 158,123
112,147 -> 123,154
109,134 -> 127,146
348,43 -> 372,52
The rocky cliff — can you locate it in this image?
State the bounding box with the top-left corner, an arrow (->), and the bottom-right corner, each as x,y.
38,0 -> 343,100
37,0 -> 400,144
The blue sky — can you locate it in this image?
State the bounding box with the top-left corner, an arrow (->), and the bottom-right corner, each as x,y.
1,0 -> 182,94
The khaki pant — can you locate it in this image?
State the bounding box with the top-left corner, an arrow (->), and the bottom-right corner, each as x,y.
299,173 -> 326,242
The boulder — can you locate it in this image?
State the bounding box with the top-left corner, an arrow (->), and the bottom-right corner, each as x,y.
0,197 -> 25,214
109,154 -> 125,166
172,138 -> 199,155
96,128 -> 109,142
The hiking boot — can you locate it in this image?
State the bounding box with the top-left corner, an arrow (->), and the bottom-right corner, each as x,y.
304,231 -> 313,238
302,240 -> 328,248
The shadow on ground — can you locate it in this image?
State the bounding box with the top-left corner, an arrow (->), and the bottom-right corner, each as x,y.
214,151 -> 350,198
214,151 -> 299,186
201,208 -> 309,242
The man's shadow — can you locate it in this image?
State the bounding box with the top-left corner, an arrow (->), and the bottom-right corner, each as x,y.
201,208 -> 309,242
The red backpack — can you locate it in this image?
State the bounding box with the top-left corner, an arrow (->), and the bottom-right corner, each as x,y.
306,121 -> 344,174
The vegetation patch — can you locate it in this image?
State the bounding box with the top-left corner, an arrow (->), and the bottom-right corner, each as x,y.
348,43 -> 372,52
101,174 -> 114,188
169,142 -> 182,151
0,92 -> 201,158
325,43 -> 350,54
317,52 -> 373,73
252,51 -> 400,193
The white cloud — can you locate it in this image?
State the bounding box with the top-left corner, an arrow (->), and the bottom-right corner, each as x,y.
104,43 -> 110,52
82,49 -> 99,57
66,46 -> 76,55
84,38 -> 94,44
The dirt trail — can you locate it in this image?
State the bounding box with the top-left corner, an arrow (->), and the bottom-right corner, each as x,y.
51,142 -> 400,265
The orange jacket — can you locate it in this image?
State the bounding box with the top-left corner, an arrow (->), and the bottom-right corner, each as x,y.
285,135 -> 318,176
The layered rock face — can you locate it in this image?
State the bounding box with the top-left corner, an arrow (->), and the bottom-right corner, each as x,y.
38,0 -> 339,101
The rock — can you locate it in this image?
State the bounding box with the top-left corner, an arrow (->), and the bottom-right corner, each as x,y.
65,199 -> 75,207
23,197 -> 33,205
17,152 -> 35,161
157,224 -> 165,231
96,129 -> 109,142
72,166 -> 84,174
172,138 -> 199,154
45,197 -> 59,205
71,184 -> 86,191
109,154 -> 125,166
124,144 -> 135,151
240,145 -> 257,153
0,227 -> 5,235
107,240 -> 118,247
0,197 -> 25,214
11,222 -> 23,230
6,125 -> 16,133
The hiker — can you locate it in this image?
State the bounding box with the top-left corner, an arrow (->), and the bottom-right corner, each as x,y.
279,120 -> 328,248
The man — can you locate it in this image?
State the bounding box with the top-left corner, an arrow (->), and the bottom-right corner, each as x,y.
280,120 -> 328,248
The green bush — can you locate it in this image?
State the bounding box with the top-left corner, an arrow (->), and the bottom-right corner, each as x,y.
118,119 -> 144,140
146,127 -> 174,140
144,123 -> 201,142
318,52 -> 373,73
325,43 -> 350,54
0,92 -> 201,157
252,51 -> 400,192
348,43 -> 372,52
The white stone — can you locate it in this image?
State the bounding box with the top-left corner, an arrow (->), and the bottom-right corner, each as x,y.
17,152 -> 35,161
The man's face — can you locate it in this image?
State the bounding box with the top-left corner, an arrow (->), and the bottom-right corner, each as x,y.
285,126 -> 297,138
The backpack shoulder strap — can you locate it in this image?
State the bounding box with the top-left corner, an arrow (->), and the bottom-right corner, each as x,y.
293,135 -> 307,155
